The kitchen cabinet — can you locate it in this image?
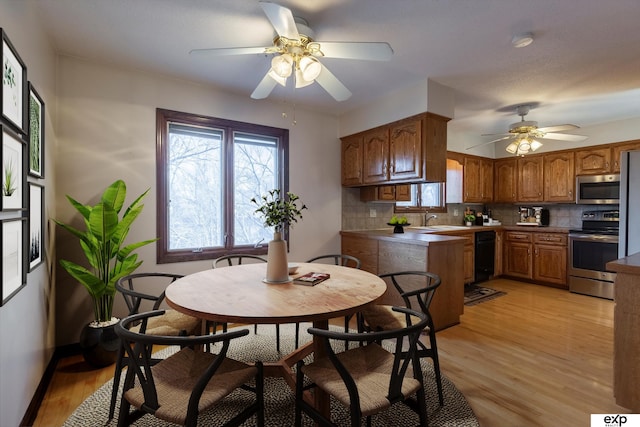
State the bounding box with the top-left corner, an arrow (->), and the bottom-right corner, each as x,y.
341,134 -> 364,186
494,157 -> 518,203
463,155 -> 493,203
575,147 -> 612,175
517,155 -> 544,202
612,140 -> 640,173
341,112 -> 450,187
504,230 -> 568,287
459,232 -> 475,284
494,230 -> 503,277
544,152 -> 575,202
360,184 -> 411,202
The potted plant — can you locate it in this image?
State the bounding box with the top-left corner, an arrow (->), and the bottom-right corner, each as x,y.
54,180 -> 157,366
251,189 -> 307,283
464,213 -> 476,226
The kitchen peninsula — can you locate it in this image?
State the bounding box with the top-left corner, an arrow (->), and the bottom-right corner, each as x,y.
341,229 -> 465,331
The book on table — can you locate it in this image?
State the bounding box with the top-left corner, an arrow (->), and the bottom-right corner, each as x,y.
293,272 -> 330,286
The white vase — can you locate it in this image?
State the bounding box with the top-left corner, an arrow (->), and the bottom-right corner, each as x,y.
265,231 -> 289,283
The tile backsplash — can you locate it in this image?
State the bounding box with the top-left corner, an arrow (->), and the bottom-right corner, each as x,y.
342,187 -> 595,230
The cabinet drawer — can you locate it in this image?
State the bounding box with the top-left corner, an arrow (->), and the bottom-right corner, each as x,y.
506,231 -> 532,242
534,233 -> 567,245
456,233 -> 475,246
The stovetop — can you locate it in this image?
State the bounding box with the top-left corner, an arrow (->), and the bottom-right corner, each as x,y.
570,209 -> 620,236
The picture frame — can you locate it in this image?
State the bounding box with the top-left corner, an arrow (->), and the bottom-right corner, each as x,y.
1,29 -> 28,135
1,124 -> 26,211
28,182 -> 44,271
28,83 -> 44,178
1,216 -> 27,306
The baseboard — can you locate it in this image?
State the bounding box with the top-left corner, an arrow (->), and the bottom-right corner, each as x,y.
19,344 -> 81,427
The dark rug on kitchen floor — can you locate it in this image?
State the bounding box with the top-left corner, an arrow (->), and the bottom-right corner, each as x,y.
464,285 -> 506,306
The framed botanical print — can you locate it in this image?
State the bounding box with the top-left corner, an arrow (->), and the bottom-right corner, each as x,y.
28,182 -> 44,271
28,83 -> 44,178
1,216 -> 26,306
1,29 -> 27,135
1,124 -> 26,211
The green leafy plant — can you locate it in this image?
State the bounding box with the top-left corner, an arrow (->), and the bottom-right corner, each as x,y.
464,214 -> 476,223
3,160 -> 17,196
54,180 -> 158,324
251,189 -> 307,233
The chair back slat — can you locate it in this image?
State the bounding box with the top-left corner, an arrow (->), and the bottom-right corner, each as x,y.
213,254 -> 267,268
306,254 -> 362,269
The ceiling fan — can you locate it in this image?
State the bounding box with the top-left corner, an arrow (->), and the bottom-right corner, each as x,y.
469,104 -> 588,155
189,1 -> 393,102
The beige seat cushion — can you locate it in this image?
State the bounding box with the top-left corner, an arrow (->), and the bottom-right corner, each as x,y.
124,347 -> 257,425
361,305 -> 428,333
130,309 -> 201,336
302,343 -> 421,416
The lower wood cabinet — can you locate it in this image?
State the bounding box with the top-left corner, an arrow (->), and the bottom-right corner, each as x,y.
503,230 -> 568,288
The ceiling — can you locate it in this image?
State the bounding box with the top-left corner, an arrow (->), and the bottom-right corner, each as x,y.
35,0 -> 640,147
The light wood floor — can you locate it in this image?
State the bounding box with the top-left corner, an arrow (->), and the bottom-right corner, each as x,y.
33,279 -> 629,426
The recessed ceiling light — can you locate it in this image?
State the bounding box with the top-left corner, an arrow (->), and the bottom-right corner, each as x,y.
512,33 -> 534,48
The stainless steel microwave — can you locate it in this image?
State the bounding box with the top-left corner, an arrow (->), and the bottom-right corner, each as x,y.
576,174 -> 620,204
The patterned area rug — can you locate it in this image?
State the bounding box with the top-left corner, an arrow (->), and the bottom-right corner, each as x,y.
63,324 -> 479,426
464,285 -> 506,306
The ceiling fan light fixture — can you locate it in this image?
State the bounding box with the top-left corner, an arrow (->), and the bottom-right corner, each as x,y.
530,139 -> 543,151
299,56 -> 322,81
506,141 -> 519,154
512,33 -> 534,48
267,68 -> 288,86
294,69 -> 314,88
271,53 -> 293,78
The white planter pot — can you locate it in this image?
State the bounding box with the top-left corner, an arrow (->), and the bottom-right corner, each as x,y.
265,231 -> 289,283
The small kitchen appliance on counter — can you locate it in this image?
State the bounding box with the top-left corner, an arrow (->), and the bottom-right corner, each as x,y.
516,206 -> 549,226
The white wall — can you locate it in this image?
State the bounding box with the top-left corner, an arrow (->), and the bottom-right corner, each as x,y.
0,1 -> 57,426
55,56 -> 342,345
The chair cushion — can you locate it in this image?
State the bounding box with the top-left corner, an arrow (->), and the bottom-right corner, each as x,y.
302,343 -> 422,416
124,347 -> 257,425
361,305 -> 429,333
130,309 -> 201,336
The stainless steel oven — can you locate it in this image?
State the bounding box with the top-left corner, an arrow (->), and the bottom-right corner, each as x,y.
568,210 -> 619,300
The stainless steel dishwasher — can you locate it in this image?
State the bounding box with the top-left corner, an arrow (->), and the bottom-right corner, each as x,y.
474,230 -> 495,283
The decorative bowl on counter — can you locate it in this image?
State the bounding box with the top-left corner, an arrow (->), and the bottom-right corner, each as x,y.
388,223 -> 411,233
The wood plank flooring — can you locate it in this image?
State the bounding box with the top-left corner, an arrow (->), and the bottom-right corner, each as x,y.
33,279 -> 629,426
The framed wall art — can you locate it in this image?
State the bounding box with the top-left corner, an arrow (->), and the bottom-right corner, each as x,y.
28,182 -> 44,271
28,83 -> 44,178
1,216 -> 26,306
1,124 -> 26,211
1,29 -> 27,135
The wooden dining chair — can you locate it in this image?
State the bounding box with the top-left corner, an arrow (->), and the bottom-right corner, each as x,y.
213,254 -> 290,352
295,306 -> 429,427
109,273 -> 201,420
115,310 -> 264,427
358,270 -> 444,406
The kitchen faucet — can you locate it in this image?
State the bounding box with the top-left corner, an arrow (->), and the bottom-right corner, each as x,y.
423,212 -> 437,226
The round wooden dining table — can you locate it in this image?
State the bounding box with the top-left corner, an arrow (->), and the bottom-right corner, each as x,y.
164,262 -> 387,417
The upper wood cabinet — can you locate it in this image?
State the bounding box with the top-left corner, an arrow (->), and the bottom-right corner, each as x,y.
341,112 -> 450,187
517,155 -> 544,202
612,140 -> 640,173
544,152 -> 575,202
463,155 -> 493,203
575,147 -> 612,175
494,157 -> 518,203
359,184 -> 411,202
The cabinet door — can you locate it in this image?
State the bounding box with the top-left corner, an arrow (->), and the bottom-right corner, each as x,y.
424,114 -> 449,182
395,184 -> 411,201
612,141 -> 640,173
575,147 -> 612,175
463,157 -> 483,202
480,158 -> 494,202
389,119 -> 422,181
378,185 -> 396,201
362,128 -> 390,184
494,231 -> 503,277
494,157 -> 518,203
517,156 -> 544,202
341,135 -> 363,186
504,241 -> 533,279
544,152 -> 575,202
534,244 -> 567,286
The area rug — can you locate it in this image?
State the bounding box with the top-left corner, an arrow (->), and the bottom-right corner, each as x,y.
63,324 -> 479,426
464,284 -> 506,306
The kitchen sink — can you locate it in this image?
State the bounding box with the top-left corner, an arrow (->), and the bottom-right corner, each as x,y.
407,225 -> 471,231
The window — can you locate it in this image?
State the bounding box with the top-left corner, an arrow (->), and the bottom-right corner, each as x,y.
395,182 -> 446,213
156,109 -> 288,263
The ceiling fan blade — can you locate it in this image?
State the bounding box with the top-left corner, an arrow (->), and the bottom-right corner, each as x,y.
481,132 -> 511,137
189,46 -> 269,56
314,64 -> 352,102
316,41 -> 393,61
541,132 -> 588,142
259,1 -> 300,41
537,124 -> 579,133
251,72 -> 278,99
466,135 -> 514,150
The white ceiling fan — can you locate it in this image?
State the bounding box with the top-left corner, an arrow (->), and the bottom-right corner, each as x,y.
469,104 -> 588,155
189,1 -> 393,102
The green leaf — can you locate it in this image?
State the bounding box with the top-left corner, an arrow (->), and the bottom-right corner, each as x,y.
66,195 -> 92,220
59,260 -> 108,298
101,180 -> 127,214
